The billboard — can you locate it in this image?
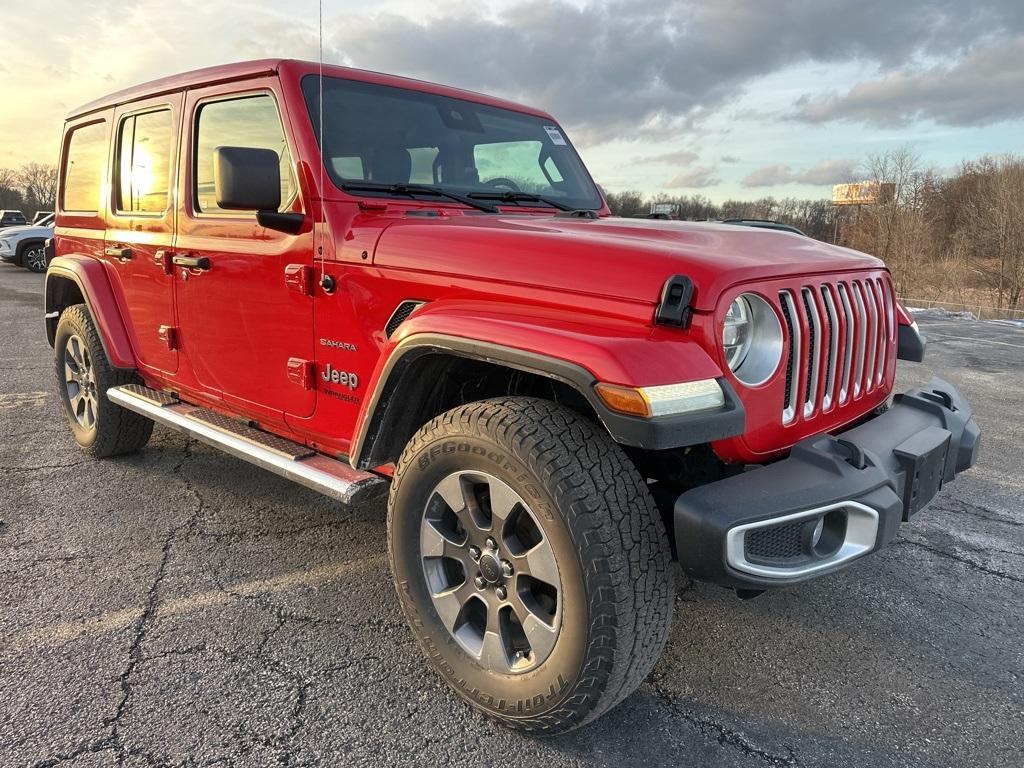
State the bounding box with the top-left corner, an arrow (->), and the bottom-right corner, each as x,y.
650,202 -> 679,215
832,181 -> 896,206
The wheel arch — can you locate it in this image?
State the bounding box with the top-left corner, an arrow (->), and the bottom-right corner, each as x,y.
15,237 -> 47,267
351,336 -> 607,469
45,255 -> 136,369
350,328 -> 745,470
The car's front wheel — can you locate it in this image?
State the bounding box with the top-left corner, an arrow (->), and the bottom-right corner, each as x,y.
20,242 -> 47,273
388,397 -> 675,733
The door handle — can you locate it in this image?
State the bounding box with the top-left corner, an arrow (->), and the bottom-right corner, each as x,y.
105,246 -> 133,262
172,254 -> 211,270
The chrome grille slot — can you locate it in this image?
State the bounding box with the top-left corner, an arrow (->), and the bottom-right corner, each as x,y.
837,283 -> 855,405
850,281 -> 867,397
776,275 -> 894,426
820,285 -> 840,411
801,288 -> 822,418
779,290 -> 801,425
860,280 -> 876,393
870,278 -> 888,386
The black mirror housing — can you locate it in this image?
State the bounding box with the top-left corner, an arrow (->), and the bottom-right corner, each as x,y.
214,146 -> 282,211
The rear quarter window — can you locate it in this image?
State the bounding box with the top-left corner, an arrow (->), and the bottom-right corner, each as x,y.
62,121 -> 107,213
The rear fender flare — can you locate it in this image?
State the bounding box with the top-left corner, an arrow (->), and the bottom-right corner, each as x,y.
45,255 -> 136,369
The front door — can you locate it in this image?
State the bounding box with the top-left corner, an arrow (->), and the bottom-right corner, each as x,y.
104,96 -> 181,374
173,83 -> 315,420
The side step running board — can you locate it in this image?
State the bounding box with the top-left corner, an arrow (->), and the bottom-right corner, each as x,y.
107,385 -> 386,505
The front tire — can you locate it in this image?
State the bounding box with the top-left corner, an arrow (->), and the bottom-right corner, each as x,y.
54,304 -> 153,457
388,397 -> 675,733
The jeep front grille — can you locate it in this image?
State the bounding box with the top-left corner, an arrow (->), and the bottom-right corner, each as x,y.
779,277 -> 895,425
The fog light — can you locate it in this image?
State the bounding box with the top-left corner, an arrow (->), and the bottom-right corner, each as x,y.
810,517 -> 824,547
802,510 -> 846,558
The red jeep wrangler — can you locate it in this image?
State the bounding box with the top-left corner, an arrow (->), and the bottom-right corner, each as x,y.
45,59 -> 980,733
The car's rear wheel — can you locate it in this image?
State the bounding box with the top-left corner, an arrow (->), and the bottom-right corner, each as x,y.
54,304 -> 153,457
388,397 -> 675,733
20,242 -> 46,273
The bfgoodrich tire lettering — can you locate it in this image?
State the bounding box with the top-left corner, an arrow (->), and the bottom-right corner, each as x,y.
54,304 -> 153,457
388,397 -> 675,733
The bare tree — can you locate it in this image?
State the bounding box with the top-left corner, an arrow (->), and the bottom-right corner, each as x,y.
0,167 -> 25,209
18,162 -> 59,213
839,147 -> 935,296
603,190 -> 647,217
959,155 -> 1024,309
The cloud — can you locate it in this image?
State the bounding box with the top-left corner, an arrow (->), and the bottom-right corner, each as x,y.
633,150 -> 700,165
793,158 -> 858,185
324,1 -> 1024,143
720,155 -> 740,164
795,36 -> 1024,127
741,159 -> 859,187
742,164 -> 793,187
663,167 -> 720,188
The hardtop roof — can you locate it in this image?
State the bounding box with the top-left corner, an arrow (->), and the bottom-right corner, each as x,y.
67,59 -> 553,122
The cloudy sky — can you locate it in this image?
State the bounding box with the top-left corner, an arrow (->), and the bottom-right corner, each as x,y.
2,0 -> 1022,201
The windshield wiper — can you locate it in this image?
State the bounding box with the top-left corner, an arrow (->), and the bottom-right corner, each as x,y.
339,182 -> 499,213
468,191 -> 578,212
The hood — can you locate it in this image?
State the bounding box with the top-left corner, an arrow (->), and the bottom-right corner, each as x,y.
0,224 -> 52,238
371,215 -> 884,311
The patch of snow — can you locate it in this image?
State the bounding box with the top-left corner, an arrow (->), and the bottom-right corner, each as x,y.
909,307 -> 978,321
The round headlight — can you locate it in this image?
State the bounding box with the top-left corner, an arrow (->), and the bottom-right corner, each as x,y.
722,293 -> 783,386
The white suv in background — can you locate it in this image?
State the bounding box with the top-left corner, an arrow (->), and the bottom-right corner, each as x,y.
0,214 -> 54,272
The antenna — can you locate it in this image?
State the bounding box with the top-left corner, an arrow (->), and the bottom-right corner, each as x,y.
317,0 -> 333,292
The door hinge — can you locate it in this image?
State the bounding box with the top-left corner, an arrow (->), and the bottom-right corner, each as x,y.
287,358 -> 315,390
158,325 -> 179,351
284,264 -> 314,296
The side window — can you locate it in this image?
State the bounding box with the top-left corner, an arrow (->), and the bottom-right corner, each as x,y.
62,122 -> 107,212
116,109 -> 174,214
194,94 -> 295,214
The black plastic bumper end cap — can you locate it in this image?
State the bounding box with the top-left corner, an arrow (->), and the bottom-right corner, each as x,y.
897,323 -> 927,362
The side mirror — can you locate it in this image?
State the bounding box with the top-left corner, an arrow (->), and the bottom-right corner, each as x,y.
214,146 -> 282,211
213,146 -> 305,234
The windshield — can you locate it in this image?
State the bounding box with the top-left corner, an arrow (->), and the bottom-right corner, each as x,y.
301,76 -> 602,211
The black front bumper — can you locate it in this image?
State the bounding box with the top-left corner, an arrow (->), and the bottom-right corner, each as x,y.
674,378 -> 980,590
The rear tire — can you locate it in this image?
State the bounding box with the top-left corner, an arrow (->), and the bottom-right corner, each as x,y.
388,397 -> 675,733
54,304 -> 153,457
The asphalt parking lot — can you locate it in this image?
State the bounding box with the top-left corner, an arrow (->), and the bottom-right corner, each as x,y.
1,263 -> 1021,768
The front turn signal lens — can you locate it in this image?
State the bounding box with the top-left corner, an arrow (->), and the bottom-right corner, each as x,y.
595,379 -> 726,418
594,383 -> 651,417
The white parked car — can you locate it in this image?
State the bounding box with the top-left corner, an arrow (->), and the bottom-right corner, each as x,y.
0,221 -> 54,272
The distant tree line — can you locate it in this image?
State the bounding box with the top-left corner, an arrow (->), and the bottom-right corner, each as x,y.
603,189 -> 841,242
0,164 -> 58,215
602,150 -> 1024,311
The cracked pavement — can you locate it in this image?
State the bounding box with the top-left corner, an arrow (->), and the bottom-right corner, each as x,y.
1,264 -> 1022,767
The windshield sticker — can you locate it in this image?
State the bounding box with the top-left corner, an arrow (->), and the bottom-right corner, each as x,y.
543,126 -> 567,146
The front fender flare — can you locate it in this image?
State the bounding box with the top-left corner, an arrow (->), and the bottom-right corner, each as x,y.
45,255 -> 136,369
350,302 -> 744,468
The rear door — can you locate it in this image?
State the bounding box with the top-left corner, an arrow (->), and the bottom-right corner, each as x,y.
104,95 -> 181,374
173,81 -> 315,421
